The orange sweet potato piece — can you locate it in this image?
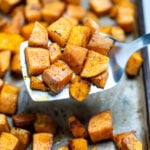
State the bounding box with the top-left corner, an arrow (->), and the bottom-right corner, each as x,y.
42,60 -> 73,93
69,75 -> 91,102
69,138 -> 88,150
33,133 -> 53,150
0,114 -> 10,134
0,50 -> 11,78
30,76 -> 49,91
89,0 -> 113,16
88,110 -> 113,143
68,115 -> 88,138
0,132 -> 19,150
91,70 -> 108,88
12,113 -> 36,128
0,83 -> 20,115
62,44 -> 88,74
63,13 -> 79,25
126,52 -> 143,76
67,26 -> 91,47
47,17 -> 73,47
99,26 -> 112,35
0,78 -> 4,90
25,47 -> 50,76
29,21 -> 48,48
42,1 -> 66,24
10,127 -> 31,150
34,113 -> 57,135
48,43 -> 62,64
87,32 -> 113,55
81,50 -> 109,78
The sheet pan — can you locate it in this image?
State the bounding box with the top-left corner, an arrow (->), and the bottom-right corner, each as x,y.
3,0 -> 150,149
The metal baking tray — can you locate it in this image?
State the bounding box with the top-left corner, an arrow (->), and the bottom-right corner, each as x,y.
3,0 -> 150,149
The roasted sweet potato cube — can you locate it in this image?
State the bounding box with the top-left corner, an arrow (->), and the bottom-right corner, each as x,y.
68,115 -> 88,138
21,22 -> 48,40
47,17 -> 73,47
34,113 -> 57,135
29,22 -> 48,48
69,75 -> 91,102
0,132 -> 19,150
69,138 -> 88,150
42,1 -> 66,24
88,110 -> 113,143
10,127 -> 31,150
65,4 -> 87,21
0,33 -> 24,54
62,44 -> 88,74
67,26 -> 90,47
99,26 -> 112,35
113,131 -> 137,149
89,0 -> 113,16
0,114 -> 10,134
81,50 -> 109,78
12,113 -> 36,128
121,133 -> 142,150
87,32 -> 113,55
0,0 -> 21,13
111,26 -> 125,42
25,47 -> 50,76
0,78 -> 4,90
48,43 -> 62,64
25,3 -> 42,22
64,0 -> 80,5
0,50 -> 11,78
126,52 -> 143,76
31,76 -> 49,91
116,6 -> 135,32
91,70 -> 108,88
58,146 -> 69,150
11,53 -> 22,75
33,133 -> 53,150
0,83 -> 20,115
42,60 -> 73,93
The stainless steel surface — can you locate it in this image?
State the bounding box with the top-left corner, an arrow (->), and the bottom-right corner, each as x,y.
20,33 -> 150,101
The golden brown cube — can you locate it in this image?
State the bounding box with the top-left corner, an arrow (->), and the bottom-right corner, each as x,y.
65,4 -> 87,21
25,47 -> 50,76
29,22 -> 48,48
25,3 -> 42,22
47,17 -> 73,47
42,1 -> 66,24
67,26 -> 90,47
42,60 -> 73,93
88,110 -> 113,143
81,50 -> 109,78
0,50 -> 11,78
68,115 -> 88,138
33,133 -> 53,150
11,53 -> 22,75
126,52 -> 143,76
0,0 -> 21,13
0,114 -> 10,134
91,70 -> 108,88
31,76 -> 49,91
0,83 -> 20,115
62,44 -> 88,74
48,43 -> 62,64
69,75 -> 91,102
34,113 -> 57,135
69,138 -> 88,150
12,113 -> 36,128
0,33 -> 24,54
10,127 -> 31,150
90,0 -> 113,15
21,22 -> 48,40
99,26 -> 112,35
87,32 -> 113,55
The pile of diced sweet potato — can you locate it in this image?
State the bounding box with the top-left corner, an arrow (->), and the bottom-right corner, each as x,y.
0,0 -> 144,149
